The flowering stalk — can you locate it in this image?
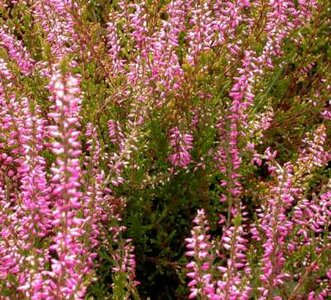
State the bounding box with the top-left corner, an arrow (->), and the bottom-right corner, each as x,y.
16,98 -> 53,297
47,68 -> 87,298
168,126 -> 194,169
83,123 -> 108,251
185,209 -> 215,299
33,0 -> 79,60
111,238 -> 138,300
257,162 -> 295,299
216,208 -> 251,300
107,21 -> 125,74
90,122 -> 139,298
0,26 -> 34,75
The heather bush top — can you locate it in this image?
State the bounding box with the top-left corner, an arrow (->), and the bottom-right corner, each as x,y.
0,0 -> 330,299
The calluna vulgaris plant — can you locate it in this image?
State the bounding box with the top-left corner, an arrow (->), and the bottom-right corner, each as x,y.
0,0 -> 330,299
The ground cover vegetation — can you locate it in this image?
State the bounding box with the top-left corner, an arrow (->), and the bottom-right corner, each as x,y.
0,0 -> 330,299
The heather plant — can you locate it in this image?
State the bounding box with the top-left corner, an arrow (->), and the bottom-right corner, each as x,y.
0,0 -> 330,299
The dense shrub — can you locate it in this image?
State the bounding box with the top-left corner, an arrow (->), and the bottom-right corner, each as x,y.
0,0 -> 330,299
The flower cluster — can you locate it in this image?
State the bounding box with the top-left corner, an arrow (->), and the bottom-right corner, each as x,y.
168,126 -> 194,169
186,209 -> 216,299
0,26 -> 34,75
